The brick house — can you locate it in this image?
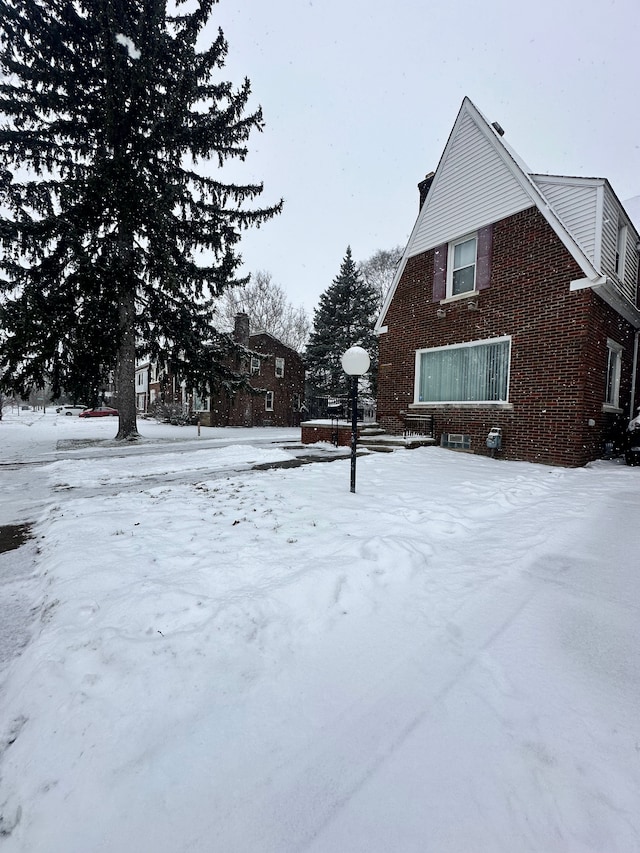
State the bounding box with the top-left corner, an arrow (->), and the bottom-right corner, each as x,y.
375,98 -> 640,466
200,314 -> 306,428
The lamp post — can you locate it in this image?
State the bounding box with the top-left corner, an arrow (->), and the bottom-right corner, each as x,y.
341,345 -> 371,493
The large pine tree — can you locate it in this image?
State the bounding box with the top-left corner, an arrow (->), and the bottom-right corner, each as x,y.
0,0 -> 280,438
305,247 -> 378,402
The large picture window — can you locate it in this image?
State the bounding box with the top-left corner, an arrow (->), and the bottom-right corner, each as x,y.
416,337 -> 511,403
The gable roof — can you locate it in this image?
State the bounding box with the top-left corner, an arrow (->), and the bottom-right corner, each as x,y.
249,329 -> 302,356
376,97 -> 640,331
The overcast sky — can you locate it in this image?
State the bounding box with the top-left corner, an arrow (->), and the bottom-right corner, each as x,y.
207,0 -> 640,315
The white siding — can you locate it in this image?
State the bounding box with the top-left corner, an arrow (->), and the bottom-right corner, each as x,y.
601,186 -> 640,304
409,112 -> 533,257
601,189 -> 619,277
532,178 -> 599,261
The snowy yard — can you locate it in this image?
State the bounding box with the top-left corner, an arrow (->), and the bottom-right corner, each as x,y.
1,411 -> 639,852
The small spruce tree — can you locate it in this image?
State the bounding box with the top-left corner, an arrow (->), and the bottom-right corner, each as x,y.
305,247 -> 378,404
0,0 -> 281,439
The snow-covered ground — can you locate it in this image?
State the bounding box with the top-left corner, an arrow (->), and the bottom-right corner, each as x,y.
1,410 -> 639,852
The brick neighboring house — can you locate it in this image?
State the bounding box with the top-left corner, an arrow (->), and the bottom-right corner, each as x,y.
375,97 -> 640,467
200,314 -> 306,428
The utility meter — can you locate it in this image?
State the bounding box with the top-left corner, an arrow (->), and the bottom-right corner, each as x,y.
486,427 -> 502,450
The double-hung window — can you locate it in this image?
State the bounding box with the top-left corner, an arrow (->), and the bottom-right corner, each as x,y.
448,235 -> 477,296
615,220 -> 627,279
416,337 -> 511,404
265,391 -> 274,411
433,225 -> 492,302
604,339 -> 623,409
251,356 -> 261,375
275,357 -> 285,378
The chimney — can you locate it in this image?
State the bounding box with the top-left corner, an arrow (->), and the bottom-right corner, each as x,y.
234,312 -> 250,347
418,171 -> 435,210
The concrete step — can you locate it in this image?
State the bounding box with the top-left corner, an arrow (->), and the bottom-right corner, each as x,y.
359,434 -> 437,451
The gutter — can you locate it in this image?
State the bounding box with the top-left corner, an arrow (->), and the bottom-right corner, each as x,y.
631,330 -> 640,424
570,276 -> 640,328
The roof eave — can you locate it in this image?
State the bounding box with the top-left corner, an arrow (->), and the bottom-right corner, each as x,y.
570,276 -> 640,328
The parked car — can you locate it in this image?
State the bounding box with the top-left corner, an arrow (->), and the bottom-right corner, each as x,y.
56,404 -> 87,416
79,406 -> 119,418
625,412 -> 640,466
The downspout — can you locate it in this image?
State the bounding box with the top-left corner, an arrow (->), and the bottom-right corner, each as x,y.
630,330 -> 639,424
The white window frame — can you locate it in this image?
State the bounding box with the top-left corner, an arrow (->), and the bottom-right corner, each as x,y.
413,336 -> 512,405
250,356 -> 261,375
193,391 -> 209,412
446,233 -> 478,299
604,338 -> 623,411
275,357 -> 285,378
265,391 -> 274,411
615,221 -> 627,279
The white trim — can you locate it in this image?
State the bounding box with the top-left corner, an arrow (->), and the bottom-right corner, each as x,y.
571,276 -> 640,327
570,276 -> 606,290
265,390 -> 274,411
447,233 -> 477,297
605,338 -> 623,409
416,334 -> 511,354
615,221 -> 628,280
440,289 -> 479,305
409,402 -> 514,410
594,182 -> 604,269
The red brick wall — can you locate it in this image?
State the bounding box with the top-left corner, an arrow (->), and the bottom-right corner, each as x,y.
378,207 -> 636,466
301,423 -> 361,447
202,335 -> 305,428
249,334 -> 305,427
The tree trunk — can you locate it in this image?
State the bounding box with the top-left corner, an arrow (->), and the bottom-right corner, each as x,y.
115,286 -> 139,440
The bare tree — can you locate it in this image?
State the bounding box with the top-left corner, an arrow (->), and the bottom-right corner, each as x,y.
216,271 -> 311,352
359,246 -> 403,311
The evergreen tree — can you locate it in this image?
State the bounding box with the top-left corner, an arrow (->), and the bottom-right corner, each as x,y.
0,0 -> 281,439
306,247 -> 378,402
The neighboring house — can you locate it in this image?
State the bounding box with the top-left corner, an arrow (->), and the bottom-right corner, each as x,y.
199,314 -> 306,428
375,97 -> 640,467
135,361 -> 149,412
134,317 -> 304,426
138,359 -> 188,415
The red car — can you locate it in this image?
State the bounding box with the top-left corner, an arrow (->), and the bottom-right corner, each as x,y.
79,406 -> 119,418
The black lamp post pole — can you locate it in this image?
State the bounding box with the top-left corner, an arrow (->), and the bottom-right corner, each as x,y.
350,375 -> 358,493
341,346 -> 370,495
